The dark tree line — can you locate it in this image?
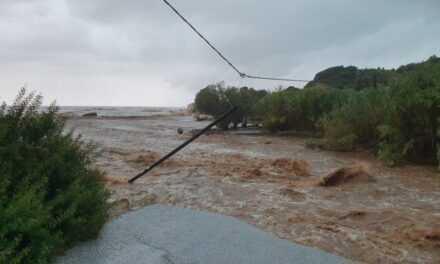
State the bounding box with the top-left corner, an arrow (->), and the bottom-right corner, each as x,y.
194,82 -> 267,129
194,55 -> 440,167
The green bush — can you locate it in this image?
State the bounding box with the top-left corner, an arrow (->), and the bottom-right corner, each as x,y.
377,125 -> 407,166
319,114 -> 358,151
0,89 -> 108,263
300,86 -> 349,130
378,58 -> 440,165
255,86 -> 348,132
255,89 -> 293,132
319,88 -> 389,151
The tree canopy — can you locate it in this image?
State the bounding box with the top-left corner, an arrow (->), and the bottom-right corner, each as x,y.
194,55 -> 440,167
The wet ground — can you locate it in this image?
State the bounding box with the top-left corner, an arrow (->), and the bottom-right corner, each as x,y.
66,114 -> 440,264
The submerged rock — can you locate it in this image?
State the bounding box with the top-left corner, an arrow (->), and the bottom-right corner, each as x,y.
319,166 -> 375,187
82,112 -> 98,117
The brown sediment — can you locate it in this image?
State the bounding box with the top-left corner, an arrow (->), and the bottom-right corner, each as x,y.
280,188 -> 307,201
99,175 -> 129,185
126,151 -> 183,167
66,116 -> 440,264
173,152 -> 312,183
241,168 -> 264,180
271,158 -> 311,177
287,178 -> 322,188
391,226 -> 440,250
129,151 -> 162,165
101,146 -> 440,263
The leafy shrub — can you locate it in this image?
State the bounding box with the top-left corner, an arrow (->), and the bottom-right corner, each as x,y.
319,114 -> 358,151
255,86 -> 348,132
378,59 -> 440,165
300,86 -> 349,130
319,88 -> 389,151
0,89 -> 108,263
255,89 -> 292,132
377,125 -> 407,166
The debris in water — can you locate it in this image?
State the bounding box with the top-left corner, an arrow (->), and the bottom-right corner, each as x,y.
338,210 -> 367,220
319,165 -> 375,187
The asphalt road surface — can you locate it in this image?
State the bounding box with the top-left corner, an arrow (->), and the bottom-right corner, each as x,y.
57,205 -> 352,264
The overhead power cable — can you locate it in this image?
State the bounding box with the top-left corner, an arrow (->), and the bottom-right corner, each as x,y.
162,0 -> 310,83
243,74 -> 310,83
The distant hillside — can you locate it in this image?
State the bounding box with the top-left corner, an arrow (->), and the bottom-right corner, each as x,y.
306,55 -> 440,90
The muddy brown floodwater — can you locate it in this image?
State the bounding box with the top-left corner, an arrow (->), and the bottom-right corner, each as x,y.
65,113 -> 440,264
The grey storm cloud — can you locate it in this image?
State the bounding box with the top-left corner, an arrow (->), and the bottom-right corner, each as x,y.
0,0 -> 439,106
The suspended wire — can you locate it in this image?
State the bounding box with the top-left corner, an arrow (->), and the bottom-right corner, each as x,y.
243,74 -> 311,83
161,0 -> 310,83
162,0 -> 243,77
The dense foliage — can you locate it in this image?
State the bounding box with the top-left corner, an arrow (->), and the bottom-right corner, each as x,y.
305,65 -> 396,90
194,82 -> 267,129
195,56 -> 440,167
377,56 -> 440,166
318,88 -> 389,151
255,86 -> 349,132
0,89 -> 108,263
259,56 -> 440,166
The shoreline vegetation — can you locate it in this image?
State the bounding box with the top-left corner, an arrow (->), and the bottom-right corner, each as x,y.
194,55 -> 440,168
0,89 -> 108,263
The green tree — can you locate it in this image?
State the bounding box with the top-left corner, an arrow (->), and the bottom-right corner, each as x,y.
194,82 -> 229,117
194,83 -> 267,129
319,88 -> 389,151
378,58 -> 440,165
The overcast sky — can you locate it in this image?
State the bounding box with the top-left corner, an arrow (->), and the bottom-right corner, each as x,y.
0,0 -> 439,106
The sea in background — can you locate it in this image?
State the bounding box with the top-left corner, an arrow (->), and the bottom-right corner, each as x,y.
52,106 -> 184,118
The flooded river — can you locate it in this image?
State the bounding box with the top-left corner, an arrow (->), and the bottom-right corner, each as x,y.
65,109 -> 440,264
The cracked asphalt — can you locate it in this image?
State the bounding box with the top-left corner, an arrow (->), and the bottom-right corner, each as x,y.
57,205 -> 352,264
